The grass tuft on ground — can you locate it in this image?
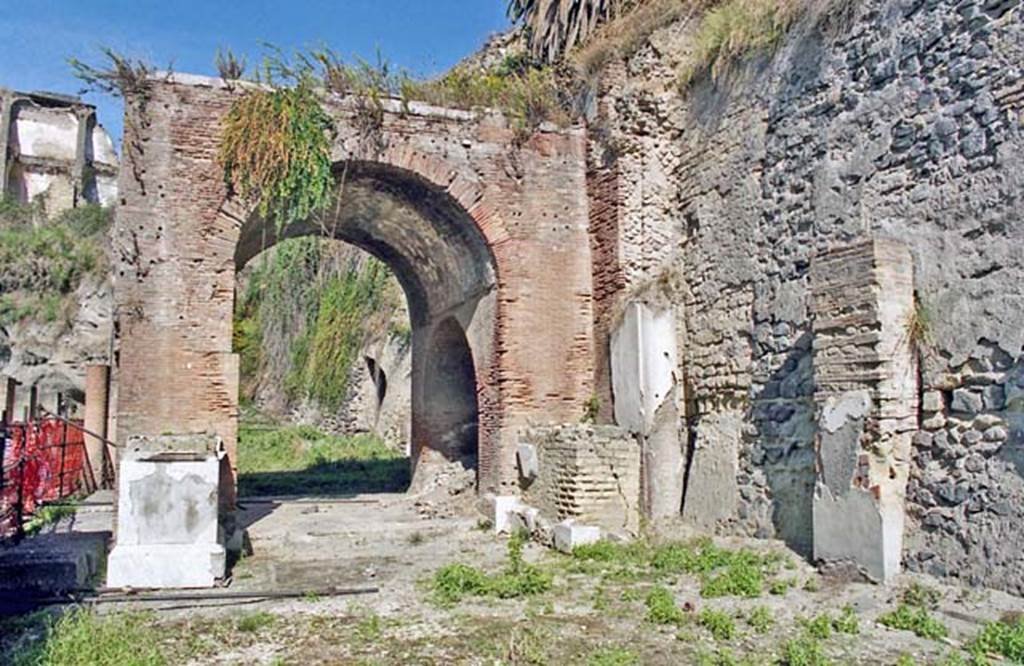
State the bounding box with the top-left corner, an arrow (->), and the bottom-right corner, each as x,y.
571,536 -> 788,598
10,609 -> 165,666
430,531 -> 553,607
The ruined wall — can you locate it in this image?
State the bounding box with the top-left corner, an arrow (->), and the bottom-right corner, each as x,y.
520,424 -> 641,535
113,74 -> 595,500
0,89 -> 118,413
590,0 -> 1024,592
0,89 -> 117,214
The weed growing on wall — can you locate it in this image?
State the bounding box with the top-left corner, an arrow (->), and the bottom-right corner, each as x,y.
220,82 -> 335,233
678,0 -> 802,87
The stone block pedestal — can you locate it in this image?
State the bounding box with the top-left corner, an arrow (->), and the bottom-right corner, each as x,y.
107,435 -> 226,589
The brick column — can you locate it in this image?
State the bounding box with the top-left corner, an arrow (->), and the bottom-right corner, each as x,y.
84,365 -> 110,489
810,239 -> 917,582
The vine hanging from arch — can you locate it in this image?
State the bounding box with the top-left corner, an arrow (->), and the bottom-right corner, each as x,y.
219,81 -> 335,232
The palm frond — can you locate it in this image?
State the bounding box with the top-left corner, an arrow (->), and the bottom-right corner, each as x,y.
508,0 -> 628,63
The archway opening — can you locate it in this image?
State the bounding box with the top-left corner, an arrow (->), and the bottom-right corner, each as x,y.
232,237 -> 413,497
229,160 -> 497,498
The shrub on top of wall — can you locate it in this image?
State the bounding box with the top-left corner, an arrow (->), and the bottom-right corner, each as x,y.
678,0 -> 803,87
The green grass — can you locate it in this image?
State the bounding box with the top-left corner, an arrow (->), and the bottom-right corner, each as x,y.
234,237 -> 402,416
587,647 -> 640,666
645,586 -> 685,625
23,503 -> 78,536
802,614 -> 833,640
878,604 -> 949,641
236,611 -> 275,633
236,422 -> 408,497
967,615 -> 1024,663
833,606 -> 860,635
571,537 -> 784,599
0,200 -> 111,326
429,532 -> 553,607
10,609 -> 165,666
698,608 -> 737,641
678,0 -> 803,87
747,606 -> 774,634
780,631 -> 831,666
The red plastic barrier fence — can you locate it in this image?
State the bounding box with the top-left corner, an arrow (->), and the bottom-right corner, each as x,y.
1,419 -> 92,540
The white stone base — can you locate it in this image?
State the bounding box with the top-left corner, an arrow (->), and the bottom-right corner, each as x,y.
488,495 -> 523,534
553,521 -> 601,553
107,543 -> 226,589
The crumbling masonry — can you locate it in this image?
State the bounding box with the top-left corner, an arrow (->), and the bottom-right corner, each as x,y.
109,0 -> 1024,594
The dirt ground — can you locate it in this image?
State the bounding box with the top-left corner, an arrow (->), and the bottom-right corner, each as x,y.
4,490 -> 1023,665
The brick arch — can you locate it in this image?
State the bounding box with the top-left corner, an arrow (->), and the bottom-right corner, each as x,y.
113,75 -> 594,516
347,143 -> 513,255
228,157 -> 504,491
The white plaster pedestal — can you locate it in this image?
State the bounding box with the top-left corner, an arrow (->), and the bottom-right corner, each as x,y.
107,445 -> 226,589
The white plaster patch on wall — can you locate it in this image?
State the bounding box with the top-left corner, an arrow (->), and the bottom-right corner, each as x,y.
13,108 -> 79,161
611,301 -> 678,435
820,390 -> 872,434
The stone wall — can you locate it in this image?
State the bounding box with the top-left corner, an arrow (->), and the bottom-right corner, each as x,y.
1,89 -> 118,214
589,0 -> 1024,592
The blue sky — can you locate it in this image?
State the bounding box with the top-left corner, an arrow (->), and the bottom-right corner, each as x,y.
0,1 -> 512,150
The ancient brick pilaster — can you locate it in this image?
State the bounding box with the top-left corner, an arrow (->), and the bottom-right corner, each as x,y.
810,239 -> 917,581
520,424 -> 641,535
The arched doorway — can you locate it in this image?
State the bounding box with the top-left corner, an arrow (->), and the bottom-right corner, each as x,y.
231,161 -> 498,493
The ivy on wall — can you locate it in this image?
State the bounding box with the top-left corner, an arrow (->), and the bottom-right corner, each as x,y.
219,82 -> 335,232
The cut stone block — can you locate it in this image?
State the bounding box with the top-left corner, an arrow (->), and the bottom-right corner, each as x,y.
107,437 -> 226,589
517,444 -> 539,482
488,495 -> 523,534
107,543 -> 226,589
552,521 -> 601,554
610,302 -> 678,435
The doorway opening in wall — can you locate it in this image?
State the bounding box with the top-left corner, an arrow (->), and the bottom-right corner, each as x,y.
232,237 -> 413,498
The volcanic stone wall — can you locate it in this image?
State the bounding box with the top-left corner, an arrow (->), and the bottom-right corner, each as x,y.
588,0 -> 1024,592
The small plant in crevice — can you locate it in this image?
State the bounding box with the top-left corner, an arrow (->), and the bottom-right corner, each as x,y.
906,295 -> 935,355
215,47 -> 247,80
68,47 -> 156,99
581,394 -> 601,423
69,47 -> 167,192
23,502 -> 77,536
